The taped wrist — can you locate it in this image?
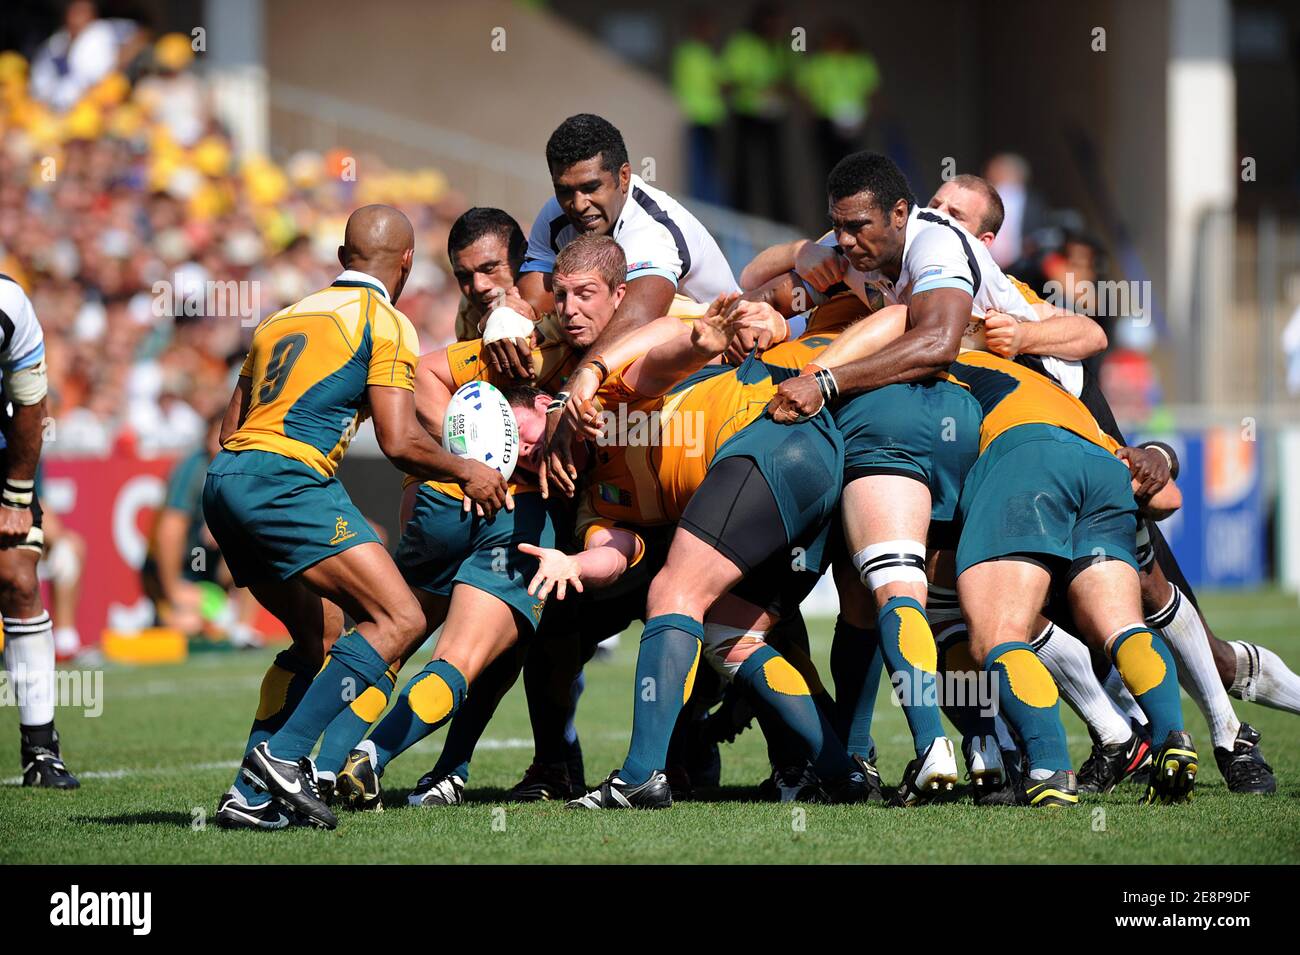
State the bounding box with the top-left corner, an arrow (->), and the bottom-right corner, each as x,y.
2,478 -> 33,509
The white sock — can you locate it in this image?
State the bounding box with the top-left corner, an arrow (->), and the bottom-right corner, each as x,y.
1230,641 -> 1300,715
1148,586 -> 1239,749
1033,622 -> 1130,746
1103,666 -> 1148,728
2,612 -> 56,726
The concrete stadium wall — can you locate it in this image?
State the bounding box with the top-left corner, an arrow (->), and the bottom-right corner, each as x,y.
262,0 -> 684,220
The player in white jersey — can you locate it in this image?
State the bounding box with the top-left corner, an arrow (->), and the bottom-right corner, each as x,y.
0,275 -> 79,788
519,114 -> 738,323
517,114 -> 740,498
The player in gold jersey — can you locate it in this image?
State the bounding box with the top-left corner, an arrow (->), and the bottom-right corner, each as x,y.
328,234 -> 640,807
206,206 -> 507,831
944,350 -> 1197,805
512,283 -> 868,808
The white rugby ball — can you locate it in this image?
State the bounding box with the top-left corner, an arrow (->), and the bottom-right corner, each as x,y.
480,305 -> 535,344
442,381 -> 519,480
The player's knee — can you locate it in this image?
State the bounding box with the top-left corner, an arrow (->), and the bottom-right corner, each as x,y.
1138,569 -> 1170,616
646,570 -> 707,620
0,562 -> 41,614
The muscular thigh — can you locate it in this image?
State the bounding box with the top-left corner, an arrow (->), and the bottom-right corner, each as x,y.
957,558 -> 1052,665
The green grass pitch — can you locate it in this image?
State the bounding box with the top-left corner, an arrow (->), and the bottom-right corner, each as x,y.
2,590 -> 1297,864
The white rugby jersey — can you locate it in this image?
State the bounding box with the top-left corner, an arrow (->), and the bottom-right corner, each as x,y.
520,174 -> 739,303
0,276 -> 48,452
809,206 -> 1083,396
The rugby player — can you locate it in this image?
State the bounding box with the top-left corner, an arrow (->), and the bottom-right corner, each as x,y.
209,205 -> 509,830
517,114 -> 738,351
943,351 -> 1195,805
920,175 -> 1279,794
316,238 -> 629,807
762,154 -> 1106,803
447,206 -> 533,343
0,275 -> 78,788
540,296 -> 875,811
329,378 -> 560,812
784,305 -> 1197,804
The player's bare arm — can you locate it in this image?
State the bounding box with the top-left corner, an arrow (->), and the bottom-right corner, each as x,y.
520,525 -> 641,599
767,288 -> 969,422
739,238 -> 805,290
831,286 -> 971,392
0,399 -> 44,544
583,273 -> 677,358
218,374 -> 251,446
517,269 -> 554,318
619,297 -> 744,398
984,305 -> 1107,361
413,349 -> 456,441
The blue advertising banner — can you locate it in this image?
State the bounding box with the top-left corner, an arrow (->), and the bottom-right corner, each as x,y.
1148,428 -> 1266,590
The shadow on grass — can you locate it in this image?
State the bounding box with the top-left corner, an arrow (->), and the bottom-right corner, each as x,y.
69,811 -> 195,827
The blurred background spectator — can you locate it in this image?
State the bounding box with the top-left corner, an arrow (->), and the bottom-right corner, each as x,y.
671,10 -> 726,204
984,152 -> 1048,269
723,3 -> 793,223
796,22 -> 880,187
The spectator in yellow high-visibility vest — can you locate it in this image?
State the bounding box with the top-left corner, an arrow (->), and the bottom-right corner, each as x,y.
672,11 -> 727,204
796,24 -> 881,186
722,4 -> 794,222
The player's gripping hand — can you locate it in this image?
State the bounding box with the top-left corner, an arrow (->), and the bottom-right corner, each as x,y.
766,373 -> 824,424
519,543 -> 584,600
482,288 -> 538,380
562,365 -> 605,439
794,241 -> 847,292
0,505 -> 32,547
724,298 -> 788,364
458,459 -> 514,519
539,411 -> 581,499
691,292 -> 746,356
1117,445 -> 1171,501
982,309 -> 1025,359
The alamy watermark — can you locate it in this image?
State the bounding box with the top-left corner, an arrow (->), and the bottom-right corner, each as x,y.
152,275 -> 262,326
0,666 -> 103,717
596,405 -> 706,458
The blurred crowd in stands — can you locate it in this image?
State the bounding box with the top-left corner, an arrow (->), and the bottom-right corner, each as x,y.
1,1 -> 472,456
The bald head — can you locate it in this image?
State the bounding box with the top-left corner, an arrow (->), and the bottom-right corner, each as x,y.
339,204 -> 416,302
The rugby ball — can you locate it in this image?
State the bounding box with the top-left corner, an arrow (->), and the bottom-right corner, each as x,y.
480,305 -> 536,344
442,381 -> 519,480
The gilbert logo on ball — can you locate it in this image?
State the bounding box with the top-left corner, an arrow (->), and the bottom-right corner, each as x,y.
443,381 -> 519,480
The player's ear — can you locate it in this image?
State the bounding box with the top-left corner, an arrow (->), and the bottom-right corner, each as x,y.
893,198 -> 909,226
610,280 -> 627,310
618,162 -> 631,191
337,245 -> 346,270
